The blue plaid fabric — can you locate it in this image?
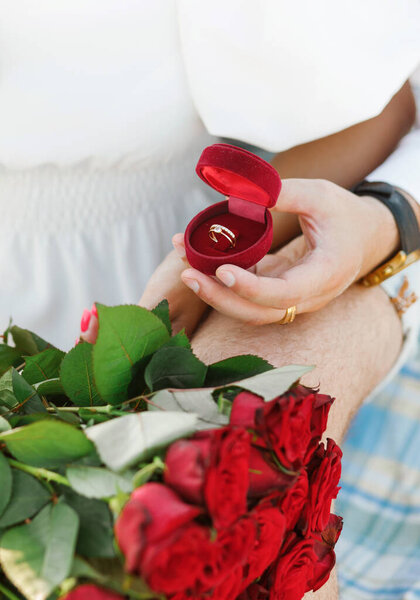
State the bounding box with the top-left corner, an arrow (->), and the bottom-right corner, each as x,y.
336,345 -> 420,599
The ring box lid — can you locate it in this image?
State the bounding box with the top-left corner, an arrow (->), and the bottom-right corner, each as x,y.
196,144 -> 281,223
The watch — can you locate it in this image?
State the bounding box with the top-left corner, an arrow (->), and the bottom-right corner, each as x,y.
352,180 -> 420,286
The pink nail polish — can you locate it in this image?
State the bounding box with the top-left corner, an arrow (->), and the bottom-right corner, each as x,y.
91,303 -> 98,318
80,309 -> 91,332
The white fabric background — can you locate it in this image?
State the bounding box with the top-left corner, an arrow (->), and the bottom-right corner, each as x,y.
178,0 -> 420,151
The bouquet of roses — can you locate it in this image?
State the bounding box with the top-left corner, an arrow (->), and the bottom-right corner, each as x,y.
0,302 -> 342,600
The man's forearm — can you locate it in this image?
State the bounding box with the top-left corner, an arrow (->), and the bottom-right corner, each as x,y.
271,81 -> 415,188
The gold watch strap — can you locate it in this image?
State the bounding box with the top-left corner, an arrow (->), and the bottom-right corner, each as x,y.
361,249 -> 420,287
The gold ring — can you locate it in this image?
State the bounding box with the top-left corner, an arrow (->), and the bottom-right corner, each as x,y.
277,306 -> 297,325
208,224 -> 237,248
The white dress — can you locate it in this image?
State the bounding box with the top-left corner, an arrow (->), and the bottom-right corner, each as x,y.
0,0 -> 419,349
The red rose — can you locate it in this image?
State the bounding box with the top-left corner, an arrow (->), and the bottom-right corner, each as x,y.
61,585 -> 123,600
142,516 -> 255,598
204,427 -> 251,529
230,391 -> 264,428
248,446 -> 295,498
269,533 -> 317,600
115,483 -> 201,572
141,523 -> 218,595
238,583 -> 270,600
210,567 -> 244,600
309,391 -> 335,449
310,514 -> 343,591
117,480 -> 256,598
170,567 -> 243,600
279,471 -> 309,530
216,516 -> 256,576
299,439 -> 342,536
231,386 -> 334,471
164,433 -> 213,504
257,390 -> 315,471
242,505 -> 286,588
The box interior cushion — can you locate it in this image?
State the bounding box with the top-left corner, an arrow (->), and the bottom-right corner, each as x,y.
200,166 -> 270,207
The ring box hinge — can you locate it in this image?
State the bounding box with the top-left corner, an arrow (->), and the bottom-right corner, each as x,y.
228,196 -> 267,224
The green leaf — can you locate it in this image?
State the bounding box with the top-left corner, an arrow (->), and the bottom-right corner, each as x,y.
60,343 -> 103,407
34,378 -> 64,396
0,415 -> 11,432
164,330 -> 191,349
235,364 -> 315,401
150,388 -> 228,430
22,348 -> 65,385
78,410 -> 110,426
66,466 -> 133,499
144,346 -> 207,392
0,420 -> 94,468
205,354 -> 273,387
0,454 -> 12,517
0,470 -> 50,528
62,490 -> 115,558
53,408 -> 81,426
0,369 -> 17,410
2,318 -> 12,343
10,326 -> 54,356
69,556 -> 105,582
151,299 -> 172,335
0,502 -> 79,600
86,412 -> 198,471
12,369 -> 46,414
132,457 -> 164,488
93,304 -> 170,404
0,345 -> 22,377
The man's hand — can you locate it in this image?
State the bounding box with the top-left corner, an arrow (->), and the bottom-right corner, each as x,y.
178,179 -> 399,325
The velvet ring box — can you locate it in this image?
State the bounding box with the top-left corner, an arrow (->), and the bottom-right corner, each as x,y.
184,143 -> 282,275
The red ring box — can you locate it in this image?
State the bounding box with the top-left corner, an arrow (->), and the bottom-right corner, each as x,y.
184,143 -> 282,275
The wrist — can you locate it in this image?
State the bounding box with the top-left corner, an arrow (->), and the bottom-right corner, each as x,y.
359,194 -> 400,276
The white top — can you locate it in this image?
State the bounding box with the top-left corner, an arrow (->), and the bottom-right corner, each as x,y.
1,0 -> 420,348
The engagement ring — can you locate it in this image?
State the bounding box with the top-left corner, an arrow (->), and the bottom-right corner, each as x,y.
208,224 -> 237,248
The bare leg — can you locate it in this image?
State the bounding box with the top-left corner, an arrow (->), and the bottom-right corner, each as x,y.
191,283 -> 402,598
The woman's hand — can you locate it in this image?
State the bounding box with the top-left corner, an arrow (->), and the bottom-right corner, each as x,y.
137,247 -> 208,336
177,179 -> 399,325
80,248 -> 208,344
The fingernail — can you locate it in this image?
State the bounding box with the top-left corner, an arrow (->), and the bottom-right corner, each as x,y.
75,338 -> 80,346
217,269 -> 235,287
80,309 -> 91,332
91,303 -> 98,318
173,242 -> 186,259
183,278 -> 200,293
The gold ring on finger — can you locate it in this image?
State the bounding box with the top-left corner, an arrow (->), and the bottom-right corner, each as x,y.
277,305 -> 297,325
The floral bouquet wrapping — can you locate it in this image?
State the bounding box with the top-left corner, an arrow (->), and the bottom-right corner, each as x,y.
0,302 -> 342,600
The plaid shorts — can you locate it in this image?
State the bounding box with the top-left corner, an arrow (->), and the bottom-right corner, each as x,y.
336,346 -> 420,599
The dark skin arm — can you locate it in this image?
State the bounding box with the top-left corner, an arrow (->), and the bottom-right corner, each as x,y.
270,80 -> 417,249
